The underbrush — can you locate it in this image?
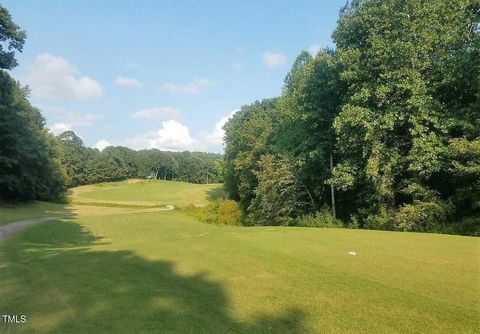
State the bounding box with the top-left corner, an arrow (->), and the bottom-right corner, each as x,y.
184,199 -> 243,226
294,208 -> 343,228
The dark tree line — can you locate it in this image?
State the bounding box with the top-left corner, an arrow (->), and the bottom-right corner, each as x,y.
0,6 -> 66,202
56,131 -> 223,188
224,0 -> 480,235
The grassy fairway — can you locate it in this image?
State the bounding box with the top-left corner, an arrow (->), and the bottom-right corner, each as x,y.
0,201 -> 67,227
71,179 -> 222,207
1,181 -> 479,333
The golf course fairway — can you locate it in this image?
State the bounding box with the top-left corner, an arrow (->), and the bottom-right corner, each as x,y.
0,180 -> 478,333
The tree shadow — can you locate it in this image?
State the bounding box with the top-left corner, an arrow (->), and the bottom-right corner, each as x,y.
0,219 -> 306,333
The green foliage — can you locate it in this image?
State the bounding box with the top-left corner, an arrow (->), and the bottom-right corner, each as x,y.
246,155 -> 306,226
0,70 -> 67,201
223,98 -> 278,208
222,0 -> 480,235
364,208 -> 393,230
184,199 -> 243,226
56,132 -> 224,188
0,5 -> 26,69
295,208 -> 343,228
451,217 -> 480,236
394,201 -> 449,232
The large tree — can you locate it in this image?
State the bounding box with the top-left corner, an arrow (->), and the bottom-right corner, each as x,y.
0,5 -> 26,69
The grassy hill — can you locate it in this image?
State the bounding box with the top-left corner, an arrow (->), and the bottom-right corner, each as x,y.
71,179 -> 223,207
0,180 -> 478,333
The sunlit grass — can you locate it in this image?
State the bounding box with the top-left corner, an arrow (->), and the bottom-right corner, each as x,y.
0,201 -> 67,227
1,181 -> 478,333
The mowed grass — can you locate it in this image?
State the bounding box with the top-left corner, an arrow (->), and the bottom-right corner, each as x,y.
0,201 -> 68,227
0,181 -> 479,333
71,179 -> 222,207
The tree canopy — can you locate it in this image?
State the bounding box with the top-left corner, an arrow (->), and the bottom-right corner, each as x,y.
223,0 -> 480,235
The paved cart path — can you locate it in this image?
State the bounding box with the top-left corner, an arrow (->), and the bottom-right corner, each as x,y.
0,217 -> 59,243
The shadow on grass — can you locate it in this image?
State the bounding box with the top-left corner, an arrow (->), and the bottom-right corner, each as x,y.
0,219 -> 306,334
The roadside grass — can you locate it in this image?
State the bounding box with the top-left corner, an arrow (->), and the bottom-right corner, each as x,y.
0,201 -> 68,226
1,180 -> 479,333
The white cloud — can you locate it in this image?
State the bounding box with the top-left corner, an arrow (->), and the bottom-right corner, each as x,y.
126,120 -> 195,151
130,107 -> 180,120
26,53 -> 103,100
202,109 -> 239,146
262,51 -> 287,69
114,76 -> 143,88
38,104 -> 97,136
37,104 -> 97,126
94,139 -> 112,151
49,122 -> 72,135
233,63 -> 242,71
160,78 -> 212,95
309,44 -> 321,56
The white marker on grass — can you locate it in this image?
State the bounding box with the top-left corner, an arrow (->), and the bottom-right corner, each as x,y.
348,251 -> 357,256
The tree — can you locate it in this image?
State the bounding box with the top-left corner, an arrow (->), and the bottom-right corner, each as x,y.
247,155 -> 306,226
223,98 -> 278,209
276,49 -> 345,218
332,0 -> 479,225
0,71 -> 66,201
0,5 -> 26,69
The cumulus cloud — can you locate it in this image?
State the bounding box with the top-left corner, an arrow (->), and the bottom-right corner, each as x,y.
308,44 -> 321,56
126,120 -> 195,151
160,78 -> 212,95
49,122 -> 72,135
94,139 -> 112,151
202,109 -> 239,146
26,53 -> 103,100
130,107 -> 180,120
262,51 -> 287,69
114,76 -> 143,88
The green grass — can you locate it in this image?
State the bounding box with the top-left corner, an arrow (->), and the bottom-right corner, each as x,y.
0,201 -> 67,226
0,180 -> 479,333
72,179 -> 222,206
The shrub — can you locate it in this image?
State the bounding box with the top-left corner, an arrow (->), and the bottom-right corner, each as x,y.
364,207 -> 393,230
217,200 -> 243,226
451,217 -> 480,236
393,201 -> 447,232
184,200 -> 243,226
295,208 -> 343,228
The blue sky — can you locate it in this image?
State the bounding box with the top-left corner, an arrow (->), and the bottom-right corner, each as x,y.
4,0 -> 346,152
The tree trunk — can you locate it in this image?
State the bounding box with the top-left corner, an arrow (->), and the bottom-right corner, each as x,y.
329,125 -> 337,220
330,149 -> 336,220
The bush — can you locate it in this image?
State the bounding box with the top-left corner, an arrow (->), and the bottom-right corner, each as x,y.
295,208 -> 343,228
184,200 -> 243,226
217,200 -> 243,226
451,217 -> 480,236
393,201 -> 448,232
364,207 -> 393,230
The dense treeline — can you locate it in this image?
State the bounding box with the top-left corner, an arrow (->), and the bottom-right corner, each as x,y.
0,6 -> 66,202
224,0 -> 480,235
57,131 -> 223,187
